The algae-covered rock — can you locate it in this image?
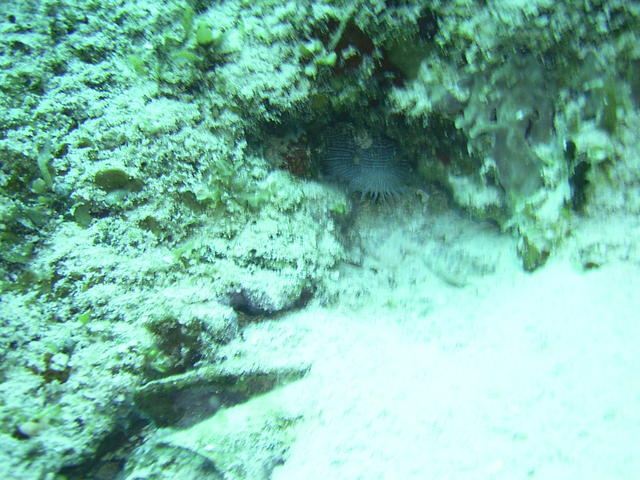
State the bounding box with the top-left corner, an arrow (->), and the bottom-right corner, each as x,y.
94,168 -> 141,192
133,364 -> 307,428
126,381 -> 306,480
386,1 -> 640,268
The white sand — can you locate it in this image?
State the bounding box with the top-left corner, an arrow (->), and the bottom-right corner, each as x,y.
223,207 -> 640,480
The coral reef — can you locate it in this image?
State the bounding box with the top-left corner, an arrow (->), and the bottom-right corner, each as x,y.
1,0 -> 640,478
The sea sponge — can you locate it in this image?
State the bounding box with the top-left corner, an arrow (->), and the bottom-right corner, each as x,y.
322,127 -> 411,200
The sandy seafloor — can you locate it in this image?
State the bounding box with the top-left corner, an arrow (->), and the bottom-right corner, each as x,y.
220,212 -> 640,480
